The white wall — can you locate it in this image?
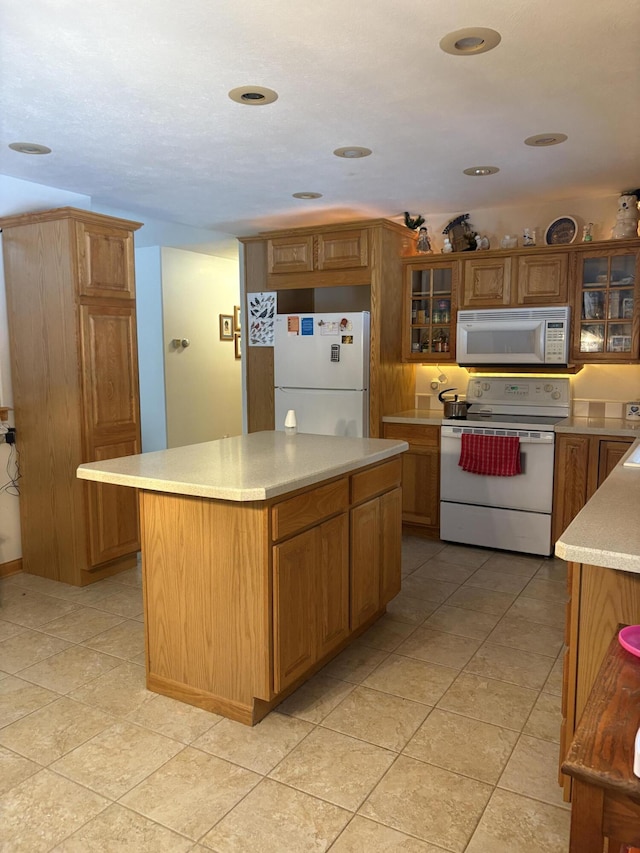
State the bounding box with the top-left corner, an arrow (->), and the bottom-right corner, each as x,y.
135,247 -> 167,452
160,248 -> 242,447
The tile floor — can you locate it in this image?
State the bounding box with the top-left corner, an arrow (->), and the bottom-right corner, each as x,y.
0,537 -> 571,852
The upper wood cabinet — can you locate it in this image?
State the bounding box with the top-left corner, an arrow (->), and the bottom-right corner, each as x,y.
570,243 -> 640,363
517,252 -> 568,304
461,255 -> 512,307
267,227 -> 369,275
403,260 -> 457,362
0,207 -> 142,585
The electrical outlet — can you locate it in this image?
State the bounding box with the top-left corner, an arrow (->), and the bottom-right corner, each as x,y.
3,427 -> 16,445
430,381 -> 440,391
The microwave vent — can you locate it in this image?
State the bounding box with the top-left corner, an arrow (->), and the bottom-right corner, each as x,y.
457,307 -> 570,323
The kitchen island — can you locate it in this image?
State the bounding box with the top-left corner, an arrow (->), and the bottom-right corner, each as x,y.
77,431 -> 408,725
556,437 -> 640,798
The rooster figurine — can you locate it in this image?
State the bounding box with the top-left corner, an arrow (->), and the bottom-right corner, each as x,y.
404,212 -> 425,231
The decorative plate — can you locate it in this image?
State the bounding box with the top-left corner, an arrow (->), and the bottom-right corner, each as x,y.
618,625 -> 640,659
544,216 -> 578,245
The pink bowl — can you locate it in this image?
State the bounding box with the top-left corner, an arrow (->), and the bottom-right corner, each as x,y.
618,625 -> 640,659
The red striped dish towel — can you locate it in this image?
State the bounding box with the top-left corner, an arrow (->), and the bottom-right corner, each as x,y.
459,433 -> 522,476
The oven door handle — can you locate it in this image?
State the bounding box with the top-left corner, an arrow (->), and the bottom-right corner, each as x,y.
441,428 -> 555,445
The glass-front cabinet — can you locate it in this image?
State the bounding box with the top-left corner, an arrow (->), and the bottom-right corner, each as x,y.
572,246 -> 640,361
403,261 -> 457,362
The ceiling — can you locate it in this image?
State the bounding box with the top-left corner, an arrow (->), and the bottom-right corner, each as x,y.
1,0 -> 639,246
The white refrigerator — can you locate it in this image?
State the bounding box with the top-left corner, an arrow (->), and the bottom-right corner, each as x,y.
274,312 -> 370,437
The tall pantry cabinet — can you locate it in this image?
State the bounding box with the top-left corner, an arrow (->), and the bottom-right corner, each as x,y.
0,207 -> 142,585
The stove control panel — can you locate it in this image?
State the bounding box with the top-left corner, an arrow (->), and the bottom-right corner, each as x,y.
466,377 -> 570,408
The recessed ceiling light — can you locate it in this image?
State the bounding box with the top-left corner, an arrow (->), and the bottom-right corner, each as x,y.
463,166 -> 500,176
333,147 -> 372,159
8,142 -> 51,155
439,28 -> 501,56
524,133 -> 568,147
228,86 -> 278,105
292,192 -> 323,199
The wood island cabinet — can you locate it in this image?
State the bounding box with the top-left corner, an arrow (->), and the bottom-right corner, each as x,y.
140,455 -> 403,724
383,423 -> 440,536
0,207 -> 142,585
552,432 -> 635,543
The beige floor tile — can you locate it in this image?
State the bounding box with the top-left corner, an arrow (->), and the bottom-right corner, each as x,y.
480,552 -> 542,577
385,592 -> 437,625
51,720 -> 184,799
498,734 -> 568,809
39,607 -> 125,643
269,726 -> 396,811
464,642 -> 554,690
194,711 -> 313,774
126,692 -> 222,743
488,614 -> 564,658
330,816 -> 445,852
0,627 -> 70,673
362,654 -> 457,705
0,696 -> 114,764
465,788 -> 570,853
542,654 -> 565,696
0,744 -> 40,795
506,595 -> 566,628
423,604 -> 501,640
523,691 -> 562,743
69,660 -> 152,716
0,768 -> 108,853
410,559 -> 476,585
91,586 -> 144,618
277,673 -> 355,724
0,588 -> 80,628
121,746 -> 260,839
83,618 -> 145,660
109,564 -> 143,587
357,614 -> 417,651
437,672 -> 538,731
360,755 -> 492,852
202,778 -> 350,853
401,575 -> 459,605
401,538 -> 447,572
443,585 -> 516,617
0,618 -> 26,641
45,579 -> 123,606
521,577 -> 566,602
18,644 -> 120,693
463,568 -> 530,595
396,626 -> 480,669
320,640 -> 389,683
0,674 -> 59,726
403,708 -> 518,785
54,802 -> 193,852
534,559 -> 568,583
433,544 -> 491,569
321,686 -> 430,751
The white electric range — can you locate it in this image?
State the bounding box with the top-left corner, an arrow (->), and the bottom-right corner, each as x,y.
440,377 -> 570,556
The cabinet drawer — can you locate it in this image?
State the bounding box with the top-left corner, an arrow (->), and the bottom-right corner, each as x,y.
384,423 -> 439,448
272,478 -> 349,541
351,458 -> 402,505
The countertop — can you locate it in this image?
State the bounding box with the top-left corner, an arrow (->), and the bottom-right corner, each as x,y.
383,410 -> 640,438
77,431 -> 409,502
556,438 -> 640,573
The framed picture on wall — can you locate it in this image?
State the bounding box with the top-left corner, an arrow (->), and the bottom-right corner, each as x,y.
219,314 -> 233,340
234,333 -> 241,359
234,305 -> 241,332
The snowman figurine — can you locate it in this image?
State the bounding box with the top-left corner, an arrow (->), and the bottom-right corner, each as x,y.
612,194 -> 640,239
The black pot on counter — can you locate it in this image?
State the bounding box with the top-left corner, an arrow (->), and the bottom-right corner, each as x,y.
438,388 -> 471,419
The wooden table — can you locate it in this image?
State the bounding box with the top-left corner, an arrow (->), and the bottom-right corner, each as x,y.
562,628 -> 640,852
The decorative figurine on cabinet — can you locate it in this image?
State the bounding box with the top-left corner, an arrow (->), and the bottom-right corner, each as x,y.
416,226 -> 432,254
475,235 -> 490,250
582,223 -> 594,242
523,228 -> 536,247
611,194 -> 639,239
442,236 -> 453,253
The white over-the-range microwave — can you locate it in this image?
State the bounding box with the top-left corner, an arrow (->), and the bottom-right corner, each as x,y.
456,306 -> 570,367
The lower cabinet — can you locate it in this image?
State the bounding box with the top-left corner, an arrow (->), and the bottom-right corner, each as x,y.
383,423 -> 440,535
553,433 -> 634,542
273,514 -> 349,693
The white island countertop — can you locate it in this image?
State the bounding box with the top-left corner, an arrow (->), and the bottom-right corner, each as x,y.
77,431 -> 409,502
556,438 -> 640,573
